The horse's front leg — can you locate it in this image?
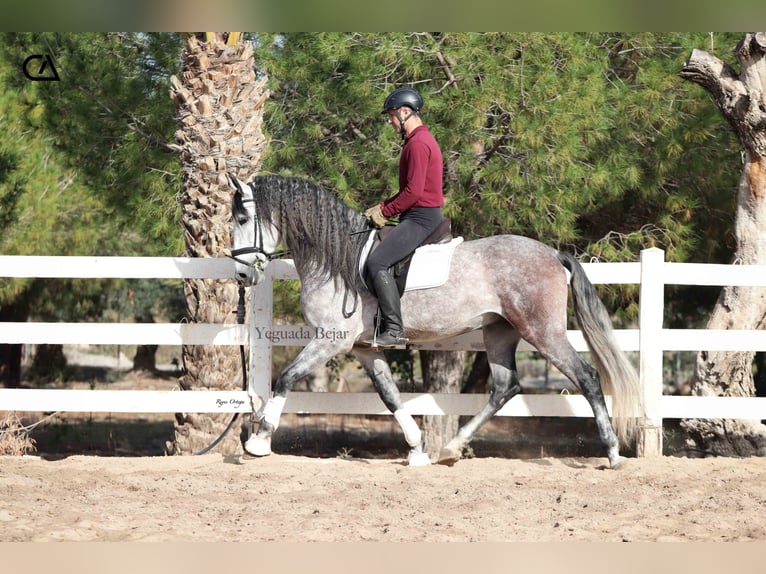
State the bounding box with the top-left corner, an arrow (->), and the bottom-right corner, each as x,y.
243,338 -> 344,458
354,347 -> 430,467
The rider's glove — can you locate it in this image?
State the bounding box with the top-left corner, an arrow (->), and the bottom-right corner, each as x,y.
363,203 -> 388,228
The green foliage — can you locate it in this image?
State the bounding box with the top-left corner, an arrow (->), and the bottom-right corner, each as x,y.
0,45 -> 118,310
0,32 -> 185,257
0,32 -> 751,333
0,33 -> 185,328
115,279 -> 186,323
255,33 -> 741,264
0,149 -> 22,235
252,32 -> 745,324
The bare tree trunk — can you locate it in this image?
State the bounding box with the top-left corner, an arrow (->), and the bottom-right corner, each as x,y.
29,344 -> 67,383
165,33 -> 269,455
462,351 -> 490,393
420,349 -> 466,458
679,33 -> 766,456
132,344 -> 157,373
0,343 -> 22,388
0,297 -> 30,388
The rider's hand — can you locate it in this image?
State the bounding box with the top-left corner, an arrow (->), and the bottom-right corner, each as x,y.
363,203 -> 388,228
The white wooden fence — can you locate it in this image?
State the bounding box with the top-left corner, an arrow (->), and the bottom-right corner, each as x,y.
2,248 -> 766,456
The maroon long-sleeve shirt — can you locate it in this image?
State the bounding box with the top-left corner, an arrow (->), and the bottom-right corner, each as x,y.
381,125 -> 444,218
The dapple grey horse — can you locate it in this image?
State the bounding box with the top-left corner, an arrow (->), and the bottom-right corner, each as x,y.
229,174 -> 642,468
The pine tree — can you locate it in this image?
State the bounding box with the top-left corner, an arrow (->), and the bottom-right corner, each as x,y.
251,32 -> 745,453
0,33 -> 186,254
0,36 -> 126,385
0,33 -> 188,383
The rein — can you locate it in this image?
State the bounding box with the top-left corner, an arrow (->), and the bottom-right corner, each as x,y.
341,224 -> 378,318
229,246 -> 291,266
193,285 -> 248,456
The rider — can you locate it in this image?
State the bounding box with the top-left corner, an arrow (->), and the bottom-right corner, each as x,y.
363,86 -> 446,348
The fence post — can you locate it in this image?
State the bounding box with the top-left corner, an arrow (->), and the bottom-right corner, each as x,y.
637,247 -> 665,457
248,267 -> 273,413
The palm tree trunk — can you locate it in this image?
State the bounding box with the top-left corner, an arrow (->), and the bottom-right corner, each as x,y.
165,33 -> 269,455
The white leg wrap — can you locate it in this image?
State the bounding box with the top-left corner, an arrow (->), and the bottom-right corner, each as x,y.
394,409 -> 422,448
262,396 -> 286,429
243,434 -> 272,457
407,449 -> 431,467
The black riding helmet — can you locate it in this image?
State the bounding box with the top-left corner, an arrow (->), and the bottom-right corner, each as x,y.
382,87 -> 423,114
382,87 -> 423,140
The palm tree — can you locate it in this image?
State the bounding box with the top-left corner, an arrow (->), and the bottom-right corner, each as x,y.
166,32 -> 269,454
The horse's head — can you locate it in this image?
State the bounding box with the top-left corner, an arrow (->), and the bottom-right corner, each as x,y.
228,173 -> 281,286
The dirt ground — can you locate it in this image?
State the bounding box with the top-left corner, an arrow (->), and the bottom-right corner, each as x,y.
4,361 -> 766,544
2,445 -> 766,542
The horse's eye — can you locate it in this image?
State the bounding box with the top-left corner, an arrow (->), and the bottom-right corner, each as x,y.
236,214 -> 249,225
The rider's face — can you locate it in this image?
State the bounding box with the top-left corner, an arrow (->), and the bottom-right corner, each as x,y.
386,109 -> 406,133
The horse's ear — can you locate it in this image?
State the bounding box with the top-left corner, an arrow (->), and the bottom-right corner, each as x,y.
226,172 -> 245,194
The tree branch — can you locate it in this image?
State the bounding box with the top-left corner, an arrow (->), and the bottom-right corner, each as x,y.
422,32 -> 458,93
679,48 -> 741,102
77,85 -> 174,152
680,36 -> 766,157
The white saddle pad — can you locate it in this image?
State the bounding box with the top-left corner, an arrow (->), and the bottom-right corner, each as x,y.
404,237 -> 464,291
358,230 -> 464,292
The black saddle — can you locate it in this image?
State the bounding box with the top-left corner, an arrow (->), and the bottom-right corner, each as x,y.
364,218 -> 453,295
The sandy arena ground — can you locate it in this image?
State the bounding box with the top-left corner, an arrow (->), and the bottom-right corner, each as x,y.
4,355 -> 766,554
1,451 -> 765,543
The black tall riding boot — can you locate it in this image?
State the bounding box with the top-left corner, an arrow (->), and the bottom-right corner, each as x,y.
371,270 -> 408,348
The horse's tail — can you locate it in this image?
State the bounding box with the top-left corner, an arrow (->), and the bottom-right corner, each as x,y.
557,251 -> 643,446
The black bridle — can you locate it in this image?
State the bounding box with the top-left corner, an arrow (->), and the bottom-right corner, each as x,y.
229,195 -> 290,269
230,184 -> 371,320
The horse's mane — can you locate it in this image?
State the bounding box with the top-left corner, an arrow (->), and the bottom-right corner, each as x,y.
249,175 -> 370,296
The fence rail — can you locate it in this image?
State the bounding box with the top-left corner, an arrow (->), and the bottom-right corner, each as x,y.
2,250 -> 766,457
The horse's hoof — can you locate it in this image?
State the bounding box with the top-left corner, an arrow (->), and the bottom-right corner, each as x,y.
407,451 -> 431,467
243,435 -> 272,457
436,446 -> 461,466
608,456 -> 628,470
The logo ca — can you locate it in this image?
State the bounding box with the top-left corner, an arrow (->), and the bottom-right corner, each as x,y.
23,54 -> 60,82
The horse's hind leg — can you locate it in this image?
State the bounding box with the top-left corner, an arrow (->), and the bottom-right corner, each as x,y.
438,321 -> 521,466
562,353 -> 623,468
354,347 -> 430,466
535,338 -> 623,469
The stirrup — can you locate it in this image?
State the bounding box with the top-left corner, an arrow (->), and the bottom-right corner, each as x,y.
373,330 -> 408,349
